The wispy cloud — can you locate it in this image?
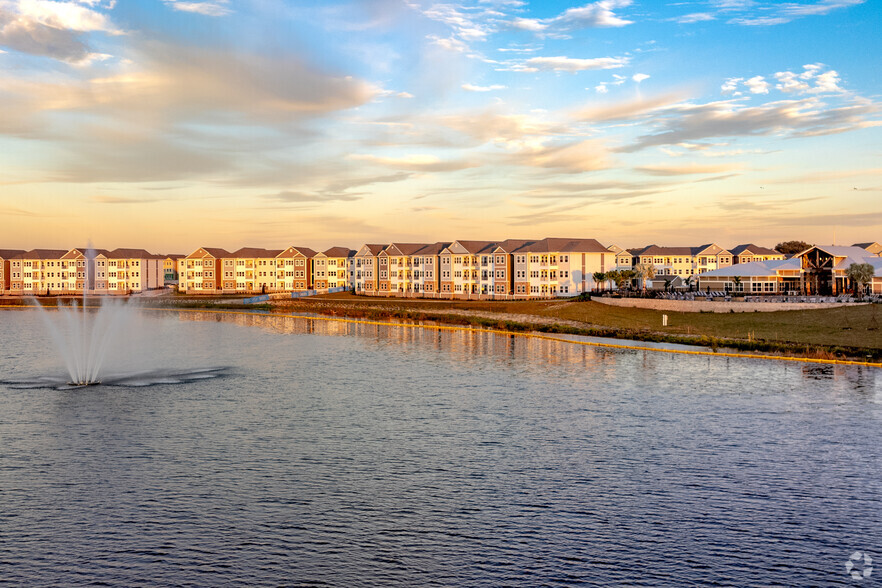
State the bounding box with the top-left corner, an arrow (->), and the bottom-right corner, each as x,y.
163,1 -> 232,17
513,55 -> 628,72
510,0 -> 633,35
462,83 -> 506,92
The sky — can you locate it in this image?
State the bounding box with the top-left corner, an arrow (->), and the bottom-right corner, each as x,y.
1,0 -> 880,253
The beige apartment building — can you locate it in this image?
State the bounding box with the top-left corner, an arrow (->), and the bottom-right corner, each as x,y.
729,244 -> 785,264
314,247 -> 355,292
512,238 -> 612,297
0,249 -> 26,295
354,244 -> 386,294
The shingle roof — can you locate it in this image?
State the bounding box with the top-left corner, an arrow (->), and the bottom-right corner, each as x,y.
279,246 -> 317,258
729,244 -> 780,256
0,249 -> 25,259
513,237 -> 610,254
453,240 -> 497,254
322,246 -> 356,258
413,242 -> 451,255
106,248 -> 165,259
21,249 -> 69,259
230,247 -> 283,258
385,243 -> 432,256
492,239 -> 536,253
188,247 -> 231,259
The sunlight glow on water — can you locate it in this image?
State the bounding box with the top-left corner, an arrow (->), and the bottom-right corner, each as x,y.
1,310 -> 880,586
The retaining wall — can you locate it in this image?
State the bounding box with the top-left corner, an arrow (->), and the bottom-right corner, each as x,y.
592,297 -> 866,313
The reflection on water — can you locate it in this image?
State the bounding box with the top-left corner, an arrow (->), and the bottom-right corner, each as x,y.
0,309 -> 880,587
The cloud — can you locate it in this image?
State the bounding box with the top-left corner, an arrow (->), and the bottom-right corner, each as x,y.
744,75 -> 769,94
632,73 -> 650,83
575,92 -> 687,122
729,0 -> 864,25
512,0 -> 633,34
462,83 -> 506,92
675,12 -> 715,23
635,163 -> 743,175
619,96 -> 880,152
163,1 -> 232,17
348,153 -> 477,172
0,0 -> 118,63
503,139 -> 611,173
517,55 -> 628,72
261,190 -> 362,203
775,64 -> 843,94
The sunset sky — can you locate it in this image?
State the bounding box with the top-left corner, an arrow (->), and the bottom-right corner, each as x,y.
1,0 -> 880,252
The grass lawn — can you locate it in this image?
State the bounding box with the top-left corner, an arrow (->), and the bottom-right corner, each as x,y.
293,293 -> 882,352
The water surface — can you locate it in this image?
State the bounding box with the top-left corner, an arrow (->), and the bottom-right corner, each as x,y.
1,309 -> 880,586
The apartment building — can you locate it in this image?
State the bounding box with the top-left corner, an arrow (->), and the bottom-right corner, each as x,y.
729,244 -> 784,264
178,247 -> 230,293
15,249 -> 74,295
411,242 -> 449,296
512,238 -> 611,297
488,239 -> 536,296
382,243 -> 432,295
631,244 -> 733,278
164,255 -> 183,285
102,249 -> 165,294
854,242 -> 882,255
437,241 -> 494,297
277,246 -> 316,292
0,249 -> 26,294
314,247 -> 355,292
354,244 -> 386,294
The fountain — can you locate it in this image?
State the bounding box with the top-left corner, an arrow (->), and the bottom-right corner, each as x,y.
37,297 -> 134,386
3,248 -> 228,390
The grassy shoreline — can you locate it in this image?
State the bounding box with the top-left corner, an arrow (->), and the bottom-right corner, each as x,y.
5,293 -> 880,362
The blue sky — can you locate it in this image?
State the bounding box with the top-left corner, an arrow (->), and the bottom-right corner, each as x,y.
0,0 -> 879,251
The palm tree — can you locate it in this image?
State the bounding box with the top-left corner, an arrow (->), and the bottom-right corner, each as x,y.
732,275 -> 742,293
605,269 -> 620,291
634,263 -> 655,292
846,262 -> 875,299
619,269 -> 636,290
592,271 -> 606,292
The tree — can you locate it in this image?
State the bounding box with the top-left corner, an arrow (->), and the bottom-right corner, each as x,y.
775,240 -> 812,255
619,269 -> 636,289
634,263 -> 655,291
732,275 -> 742,292
846,263 -> 875,298
605,269 -> 620,291
592,271 -> 606,292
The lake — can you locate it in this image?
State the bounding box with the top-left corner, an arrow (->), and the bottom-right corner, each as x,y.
1,308 -> 880,586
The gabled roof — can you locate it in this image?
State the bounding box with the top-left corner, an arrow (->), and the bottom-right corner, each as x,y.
413,242 -> 451,256
691,243 -> 729,255
164,254 -> 185,260
106,248 -> 164,259
729,244 -> 780,257
513,237 -> 610,254
384,243 -> 431,256
0,249 -> 26,259
321,246 -> 356,258
21,249 -> 69,259
187,247 -> 231,259
492,239 -> 536,253
278,246 -> 317,258
637,244 -> 694,256
356,244 -> 387,256
230,247 -> 283,258
852,242 -> 882,254
447,240 -> 496,254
